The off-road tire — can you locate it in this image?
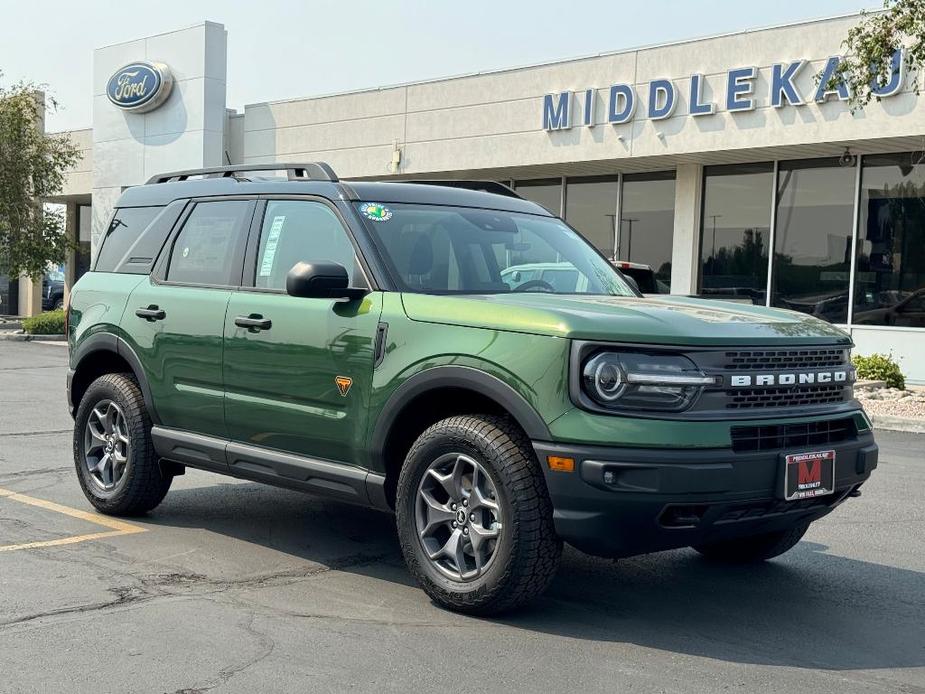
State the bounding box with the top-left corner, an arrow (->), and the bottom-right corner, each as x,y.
73,373 -> 171,515
396,415 -> 562,615
693,522 -> 809,563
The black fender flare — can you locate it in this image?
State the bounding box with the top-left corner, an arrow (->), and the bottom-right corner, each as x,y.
70,333 -> 160,425
369,365 -> 551,469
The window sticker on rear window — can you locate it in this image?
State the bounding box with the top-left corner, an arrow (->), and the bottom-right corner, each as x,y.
258,216 -> 286,276
360,202 -> 392,222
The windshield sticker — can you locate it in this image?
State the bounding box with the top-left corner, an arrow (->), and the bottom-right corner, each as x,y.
360,202 -> 392,222
258,216 -> 286,277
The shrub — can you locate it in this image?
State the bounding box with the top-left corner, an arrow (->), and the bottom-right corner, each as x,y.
852,352 -> 905,390
22,309 -> 65,335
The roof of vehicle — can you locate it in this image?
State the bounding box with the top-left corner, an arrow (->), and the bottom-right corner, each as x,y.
116,171 -> 551,217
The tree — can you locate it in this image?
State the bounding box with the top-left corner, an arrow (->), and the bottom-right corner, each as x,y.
830,0 -> 925,109
0,75 -> 80,280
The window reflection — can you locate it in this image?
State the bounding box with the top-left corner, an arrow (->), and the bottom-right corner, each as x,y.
771,159 -> 855,323
853,152 -> 925,328
699,164 -> 773,305
564,177 -> 618,258
513,179 -> 562,215
621,172 -> 675,293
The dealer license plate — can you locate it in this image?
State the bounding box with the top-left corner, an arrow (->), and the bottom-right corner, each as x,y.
784,450 -> 835,501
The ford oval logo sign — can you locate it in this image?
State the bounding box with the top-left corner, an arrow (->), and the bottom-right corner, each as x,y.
106,61 -> 173,113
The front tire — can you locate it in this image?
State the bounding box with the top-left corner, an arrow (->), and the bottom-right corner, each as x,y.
396,415 -> 562,615
693,523 -> 809,563
73,373 -> 171,515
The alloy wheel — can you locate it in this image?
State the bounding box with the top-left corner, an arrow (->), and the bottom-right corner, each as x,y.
415,452 -> 503,581
84,399 -> 130,491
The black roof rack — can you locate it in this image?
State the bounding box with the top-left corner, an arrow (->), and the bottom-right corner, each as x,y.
146,162 -> 338,185
399,180 -> 523,199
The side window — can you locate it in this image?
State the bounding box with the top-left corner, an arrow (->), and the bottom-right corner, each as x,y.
166,200 -> 252,286
254,200 -> 362,290
94,207 -> 162,272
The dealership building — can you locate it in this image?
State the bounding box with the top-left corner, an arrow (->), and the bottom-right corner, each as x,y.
15,13 -> 925,380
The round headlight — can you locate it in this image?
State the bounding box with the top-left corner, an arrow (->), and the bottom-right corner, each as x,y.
579,350 -> 711,412
584,354 -> 626,403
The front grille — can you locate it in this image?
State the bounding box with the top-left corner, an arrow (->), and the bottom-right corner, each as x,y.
723,348 -> 848,371
725,384 -> 845,410
730,417 -> 857,453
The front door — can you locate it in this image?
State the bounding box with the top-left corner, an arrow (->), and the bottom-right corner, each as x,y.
123,199 -> 254,439
223,198 -> 381,464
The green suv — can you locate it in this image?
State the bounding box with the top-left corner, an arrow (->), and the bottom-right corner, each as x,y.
67,163 -> 878,614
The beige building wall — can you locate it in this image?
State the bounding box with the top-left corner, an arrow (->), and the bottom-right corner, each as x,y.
239,14 -> 924,180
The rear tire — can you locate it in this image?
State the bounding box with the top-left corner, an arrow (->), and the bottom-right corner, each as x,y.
73,373 -> 171,515
396,415 -> 561,615
693,523 -> 809,563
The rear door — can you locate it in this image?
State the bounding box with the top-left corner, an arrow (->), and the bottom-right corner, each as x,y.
223,197 -> 381,465
123,198 -> 255,442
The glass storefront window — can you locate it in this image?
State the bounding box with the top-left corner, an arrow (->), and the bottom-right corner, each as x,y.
564,177 -> 618,258
771,159 -> 855,323
699,163 -> 773,305
621,172 -> 675,292
514,179 -> 562,215
852,152 -> 925,328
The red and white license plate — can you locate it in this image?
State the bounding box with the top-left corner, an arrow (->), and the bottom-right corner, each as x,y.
784,450 -> 835,501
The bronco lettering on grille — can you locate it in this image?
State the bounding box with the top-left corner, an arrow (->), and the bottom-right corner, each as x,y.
728,370 -> 850,387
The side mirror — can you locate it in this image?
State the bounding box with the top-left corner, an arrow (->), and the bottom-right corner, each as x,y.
286,261 -> 367,300
623,275 -> 641,294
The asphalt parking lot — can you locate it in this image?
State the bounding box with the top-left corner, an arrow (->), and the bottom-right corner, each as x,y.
1,340 -> 923,694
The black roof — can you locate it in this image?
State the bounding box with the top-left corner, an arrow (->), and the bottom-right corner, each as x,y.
116,177 -> 550,217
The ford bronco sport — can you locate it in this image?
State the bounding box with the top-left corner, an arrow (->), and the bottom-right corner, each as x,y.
67,163 -> 878,614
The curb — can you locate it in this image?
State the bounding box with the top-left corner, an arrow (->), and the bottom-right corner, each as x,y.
871,414 -> 925,434
0,332 -> 67,342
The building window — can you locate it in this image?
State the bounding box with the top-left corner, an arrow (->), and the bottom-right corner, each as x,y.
852,152 -> 925,328
620,171 -> 675,292
564,177 -> 618,257
514,179 -> 562,215
699,163 -> 773,305
771,158 -> 856,323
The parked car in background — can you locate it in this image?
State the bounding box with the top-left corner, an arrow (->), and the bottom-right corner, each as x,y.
42,270 -> 65,311
610,261 -> 669,294
853,288 -> 925,328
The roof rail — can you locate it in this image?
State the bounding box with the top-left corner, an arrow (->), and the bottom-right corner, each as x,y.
145,162 -> 339,185
400,180 -> 523,200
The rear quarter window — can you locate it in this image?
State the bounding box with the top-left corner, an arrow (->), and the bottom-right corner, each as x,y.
94,206 -> 165,273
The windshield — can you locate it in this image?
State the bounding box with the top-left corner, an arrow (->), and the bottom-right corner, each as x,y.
354,202 -> 636,296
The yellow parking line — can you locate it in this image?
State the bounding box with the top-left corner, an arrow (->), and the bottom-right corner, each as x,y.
0,486 -> 146,553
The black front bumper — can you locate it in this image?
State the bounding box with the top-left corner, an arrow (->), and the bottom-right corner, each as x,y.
533,434 -> 878,558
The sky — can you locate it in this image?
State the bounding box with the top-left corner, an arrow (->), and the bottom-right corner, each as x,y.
0,0 -> 874,133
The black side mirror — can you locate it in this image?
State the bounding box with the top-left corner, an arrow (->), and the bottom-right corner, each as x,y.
286,262 -> 367,300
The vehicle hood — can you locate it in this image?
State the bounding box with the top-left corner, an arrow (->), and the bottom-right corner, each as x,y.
400,293 -> 852,346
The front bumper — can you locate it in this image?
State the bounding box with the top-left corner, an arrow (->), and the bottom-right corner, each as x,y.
533,433 -> 877,558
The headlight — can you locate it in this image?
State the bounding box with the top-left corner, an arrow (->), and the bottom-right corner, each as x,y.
582,351 -> 715,412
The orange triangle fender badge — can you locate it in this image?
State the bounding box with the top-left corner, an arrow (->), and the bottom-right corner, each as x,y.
335,376 -> 353,397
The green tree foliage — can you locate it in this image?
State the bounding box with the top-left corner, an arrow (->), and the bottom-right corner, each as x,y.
832,0 -> 925,108
0,75 -> 80,279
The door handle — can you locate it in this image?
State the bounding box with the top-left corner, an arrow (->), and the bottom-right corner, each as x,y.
136,305 -> 166,321
234,314 -> 272,331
